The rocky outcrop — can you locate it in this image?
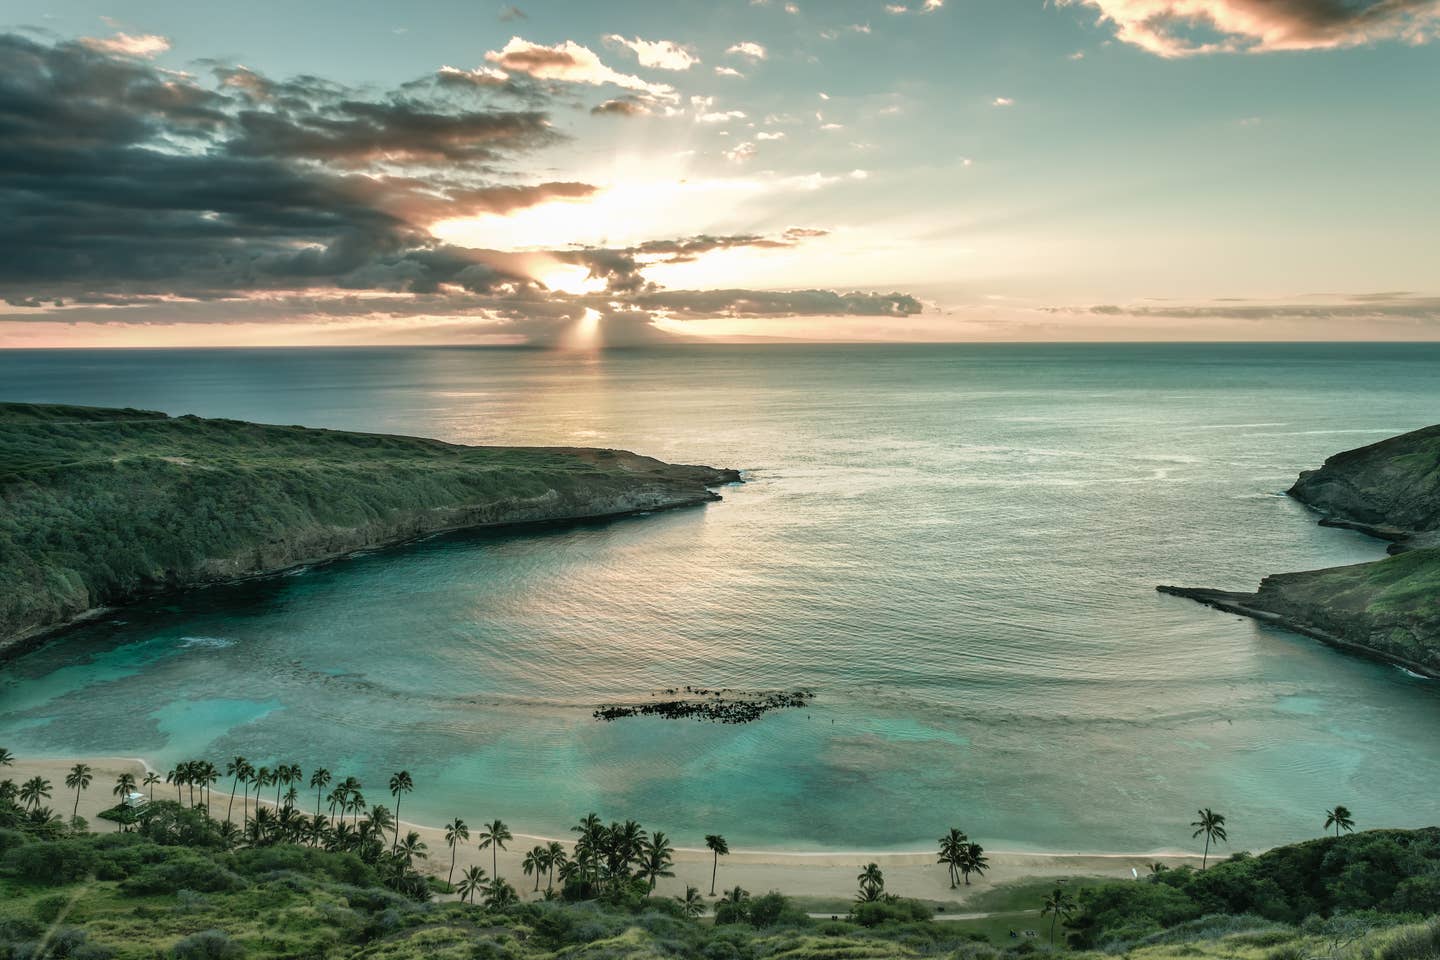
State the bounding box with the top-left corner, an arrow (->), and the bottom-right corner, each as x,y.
1160,425 -> 1440,677
0,404 -> 739,656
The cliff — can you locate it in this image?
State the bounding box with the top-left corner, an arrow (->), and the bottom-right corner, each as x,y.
0,403 -> 739,654
1160,424 -> 1440,678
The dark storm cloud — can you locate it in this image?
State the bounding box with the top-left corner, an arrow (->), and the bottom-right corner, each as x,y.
0,32 -> 923,342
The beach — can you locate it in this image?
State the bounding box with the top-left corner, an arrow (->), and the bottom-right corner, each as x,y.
6,757 -> 1207,904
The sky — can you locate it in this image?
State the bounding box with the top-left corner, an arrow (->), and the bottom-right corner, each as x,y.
1,0 -> 1438,347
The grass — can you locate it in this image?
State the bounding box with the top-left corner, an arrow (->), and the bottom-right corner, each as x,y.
0,402 -> 731,648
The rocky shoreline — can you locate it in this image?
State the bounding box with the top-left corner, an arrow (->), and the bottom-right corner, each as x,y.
0,403 -> 740,658
1159,424 -> 1440,677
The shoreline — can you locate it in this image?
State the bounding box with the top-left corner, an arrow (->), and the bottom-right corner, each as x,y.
0,482 -> 736,664
5,756 -> 1213,903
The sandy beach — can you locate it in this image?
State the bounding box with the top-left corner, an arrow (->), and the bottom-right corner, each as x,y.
5,756 -> 1209,904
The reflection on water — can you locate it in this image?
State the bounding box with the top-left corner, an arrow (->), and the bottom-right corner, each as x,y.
2,344 -> 1439,851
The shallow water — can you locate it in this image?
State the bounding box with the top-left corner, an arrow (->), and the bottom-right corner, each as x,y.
2,343 -> 1438,852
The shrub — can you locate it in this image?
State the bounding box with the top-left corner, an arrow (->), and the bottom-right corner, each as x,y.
1380,921 -> 1440,960
171,930 -> 244,960
33,893 -> 72,923
848,898 -> 934,927
3,840 -> 93,885
120,856 -> 244,895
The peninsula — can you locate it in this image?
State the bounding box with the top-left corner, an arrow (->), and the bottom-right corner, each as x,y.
0,402 -> 739,655
1160,424 -> 1440,677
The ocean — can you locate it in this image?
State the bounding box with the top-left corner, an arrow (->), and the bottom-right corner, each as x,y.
2,343 -> 1437,853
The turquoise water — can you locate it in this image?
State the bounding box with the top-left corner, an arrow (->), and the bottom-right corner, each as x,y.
2,344 -> 1439,852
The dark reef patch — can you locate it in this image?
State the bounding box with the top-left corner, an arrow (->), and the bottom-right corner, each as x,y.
593,687 -> 815,724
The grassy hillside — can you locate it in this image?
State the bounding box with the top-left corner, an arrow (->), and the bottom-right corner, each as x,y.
1163,424 -> 1440,676
0,782 -> 1436,960
0,403 -> 737,652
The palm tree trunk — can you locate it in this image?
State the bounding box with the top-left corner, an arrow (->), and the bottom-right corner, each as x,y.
449,849 -> 456,889
1050,915 -> 1057,945
1202,835 -> 1210,870
316,787 -> 322,821
493,848 -> 498,879
710,852 -> 718,896
393,796 -> 401,852
73,790 -> 80,819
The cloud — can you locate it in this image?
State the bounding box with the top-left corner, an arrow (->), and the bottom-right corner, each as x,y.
632,289 -> 923,317
1039,294 -> 1440,324
726,41 -> 768,59
0,33 -> 921,346
1055,0 -> 1440,57
483,36 -> 676,98
603,35 -> 700,70
715,65 -> 744,77
79,31 -> 171,57
498,5 -> 527,21
590,96 -> 650,116
992,96 -> 1014,107
724,141 -> 757,163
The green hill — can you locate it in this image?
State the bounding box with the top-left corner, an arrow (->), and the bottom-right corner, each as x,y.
1161,424 -> 1440,677
0,403 -> 737,654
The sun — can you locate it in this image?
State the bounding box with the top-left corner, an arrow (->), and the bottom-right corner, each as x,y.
538,264 -> 607,296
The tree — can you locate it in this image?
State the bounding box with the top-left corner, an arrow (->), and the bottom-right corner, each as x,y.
19,776 -> 51,811
677,885 -> 706,918
937,827 -> 968,888
705,833 -> 730,896
1191,808 -> 1228,870
958,842 -> 989,886
457,865 -> 488,904
113,772 -> 136,801
64,763 -> 92,819
857,863 -> 886,902
445,817 -> 470,889
478,819 -> 512,879
1041,886 -> 1077,945
639,830 -> 675,891
310,768 -> 331,820
395,830 -> 427,866
484,878 -> 519,909
716,885 -> 750,924
523,845 -> 545,892
545,841 -> 567,893
0,748 -> 12,768
197,761 -> 219,814
142,771 -> 161,802
1324,805 -> 1355,837
224,756 -> 247,822
387,770 -> 413,851
252,767 -> 273,813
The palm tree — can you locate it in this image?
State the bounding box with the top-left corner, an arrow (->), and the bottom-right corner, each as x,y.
522,845 -> 545,892
937,828 -> 968,888
445,818 -> 470,889
1324,805 -> 1355,837
310,768 -> 331,819
19,776 -> 51,811
545,841 -> 567,892
224,756 -> 248,822
676,885 -> 706,918
395,830 -> 428,866
1191,808 -> 1228,870
367,804 -> 394,842
64,763 -> 93,819
958,842 -> 989,885
253,766 -> 273,812
484,878 -> 519,909
0,748 -> 12,768
639,830 -> 675,891
142,771 -> 160,802
112,772 -> 136,802
1041,887 -> 1077,945
478,819 -> 512,879
198,761 -> 219,814
387,771 -> 413,851
856,862 -> 886,902
166,767 -> 182,804
456,865 -> 488,904
705,833 -> 730,896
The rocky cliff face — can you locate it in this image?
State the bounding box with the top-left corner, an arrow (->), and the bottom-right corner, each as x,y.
1160,425 -> 1440,677
0,404 -> 739,655
1288,423 -> 1440,544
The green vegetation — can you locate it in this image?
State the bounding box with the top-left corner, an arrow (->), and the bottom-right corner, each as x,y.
1162,422 -> 1440,676
0,402 -> 737,650
2,749 -> 1438,958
